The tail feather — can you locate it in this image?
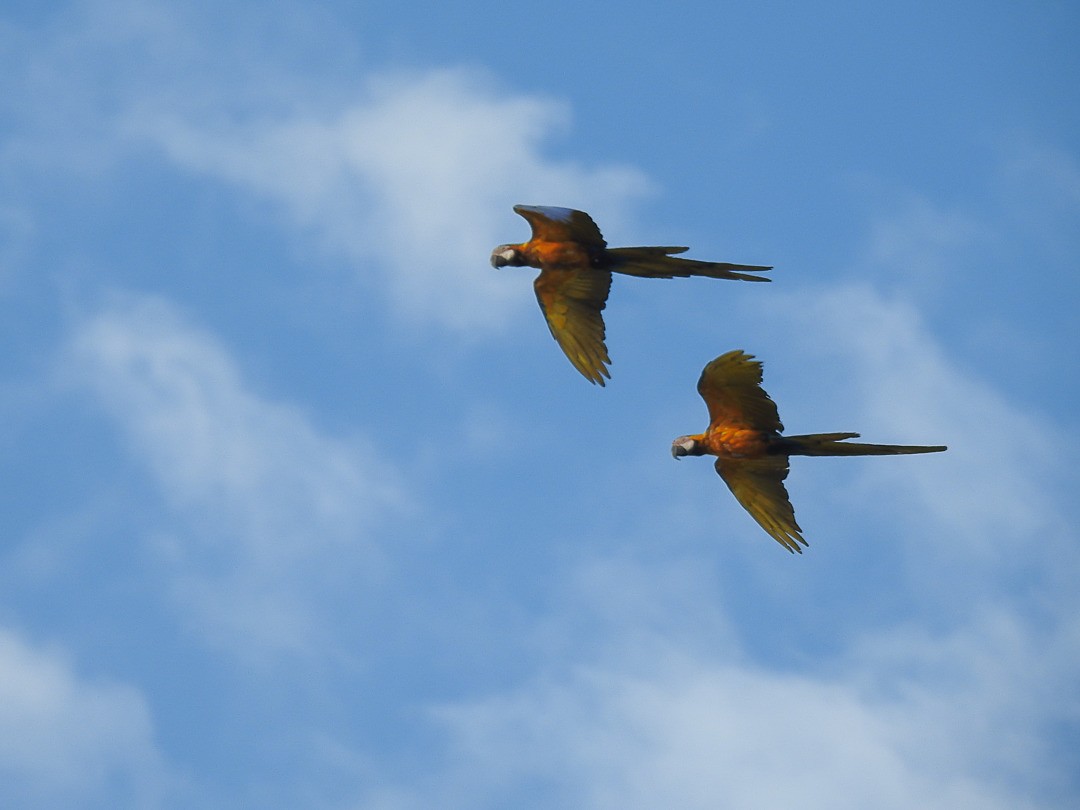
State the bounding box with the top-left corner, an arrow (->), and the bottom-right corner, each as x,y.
779,432 -> 947,456
606,247 -> 771,282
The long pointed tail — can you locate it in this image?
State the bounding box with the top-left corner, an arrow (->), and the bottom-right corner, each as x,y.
606,246 -> 771,282
777,432 -> 947,456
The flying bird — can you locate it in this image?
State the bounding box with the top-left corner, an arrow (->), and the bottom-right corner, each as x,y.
491,205 -> 771,385
671,350 -> 947,553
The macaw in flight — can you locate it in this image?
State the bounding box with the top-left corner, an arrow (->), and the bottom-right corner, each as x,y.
671,350 -> 947,553
490,205 -> 771,385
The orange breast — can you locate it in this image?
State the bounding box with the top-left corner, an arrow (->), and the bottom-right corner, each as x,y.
527,240 -> 595,270
705,426 -> 768,459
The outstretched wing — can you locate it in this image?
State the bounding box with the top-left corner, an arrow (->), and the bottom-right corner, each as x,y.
514,205 -> 607,250
697,350 -> 784,432
533,268 -> 612,385
716,456 -> 807,553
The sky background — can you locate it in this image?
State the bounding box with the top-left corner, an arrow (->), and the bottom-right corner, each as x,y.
2,0 -> 1079,807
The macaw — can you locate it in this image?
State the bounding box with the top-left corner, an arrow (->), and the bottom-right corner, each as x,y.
490,205 -> 771,385
671,350 -> 947,553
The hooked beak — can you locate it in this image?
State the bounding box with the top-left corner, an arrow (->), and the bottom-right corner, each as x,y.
490,245 -> 519,268
671,436 -> 698,459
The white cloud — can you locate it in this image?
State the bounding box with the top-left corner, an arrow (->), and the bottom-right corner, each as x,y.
366,272 -> 1080,809
0,627 -> 172,809
366,600 -> 1066,810
366,545 -> 1078,810
66,292 -> 407,659
10,4 -> 1078,807
132,67 -> 650,331
4,2 -> 651,333
766,282 -> 1064,561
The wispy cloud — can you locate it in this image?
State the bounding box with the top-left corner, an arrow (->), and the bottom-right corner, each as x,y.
764,282 -> 1065,562
8,3 -> 1078,808
4,1 -> 651,332
66,292 -> 408,660
375,550 -> 1077,810
365,576 -> 1068,810
368,273 -> 1080,810
132,68 -> 650,331
417,642 -> 1042,810
0,626 -> 172,809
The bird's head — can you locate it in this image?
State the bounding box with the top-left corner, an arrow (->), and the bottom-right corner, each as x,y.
490,244 -> 526,268
671,435 -> 706,459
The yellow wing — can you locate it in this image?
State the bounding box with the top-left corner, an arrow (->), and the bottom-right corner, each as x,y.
514,205 -> 607,250
697,350 -> 784,432
533,268 -> 612,385
715,456 -> 807,553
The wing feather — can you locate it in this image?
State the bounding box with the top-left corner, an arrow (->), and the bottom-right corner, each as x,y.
715,456 -> 807,553
533,269 -> 613,385
697,350 -> 783,432
514,205 -> 607,249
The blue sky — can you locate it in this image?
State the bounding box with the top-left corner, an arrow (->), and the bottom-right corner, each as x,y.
2,0 -> 1079,807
